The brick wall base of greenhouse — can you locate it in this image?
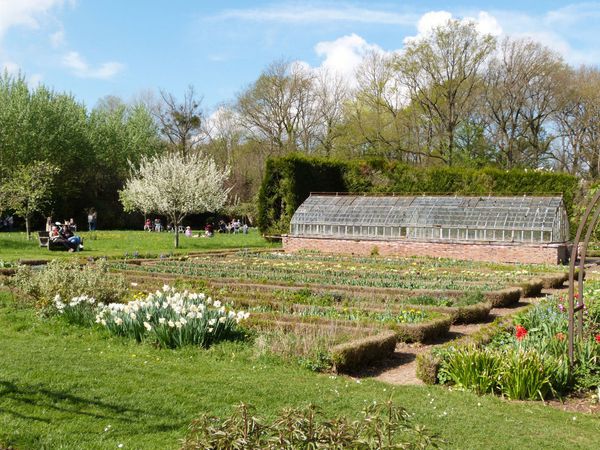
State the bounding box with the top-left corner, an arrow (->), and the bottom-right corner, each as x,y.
282,236 -> 570,264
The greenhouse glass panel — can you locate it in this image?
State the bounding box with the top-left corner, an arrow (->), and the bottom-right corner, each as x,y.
289,194 -> 569,244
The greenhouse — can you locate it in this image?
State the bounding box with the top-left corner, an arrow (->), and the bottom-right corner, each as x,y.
284,194 -> 570,264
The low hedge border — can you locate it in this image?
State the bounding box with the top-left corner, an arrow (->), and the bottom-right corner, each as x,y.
519,279 -> 544,298
425,301 -> 493,324
391,315 -> 453,343
484,288 -> 521,307
415,315 -> 516,385
540,273 -> 568,289
331,331 -> 397,373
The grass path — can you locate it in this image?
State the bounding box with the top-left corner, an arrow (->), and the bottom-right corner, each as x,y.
1,291 -> 599,449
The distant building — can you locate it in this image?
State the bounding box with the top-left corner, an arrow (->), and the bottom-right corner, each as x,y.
284,194 -> 570,264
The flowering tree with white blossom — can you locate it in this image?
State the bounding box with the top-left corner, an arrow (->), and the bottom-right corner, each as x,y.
120,152 -> 230,248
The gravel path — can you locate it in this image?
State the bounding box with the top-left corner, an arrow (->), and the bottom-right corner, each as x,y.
359,291 -> 563,385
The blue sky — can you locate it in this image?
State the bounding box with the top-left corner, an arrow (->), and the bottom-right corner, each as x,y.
1,1 -> 599,111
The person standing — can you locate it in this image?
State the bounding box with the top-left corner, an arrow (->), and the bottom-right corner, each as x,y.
88,208 -> 97,231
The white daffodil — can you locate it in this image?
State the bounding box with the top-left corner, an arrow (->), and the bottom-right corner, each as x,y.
168,320 -> 175,328
213,300 -> 222,308
208,318 -> 216,326
143,322 -> 152,331
218,316 -> 226,324
158,317 -> 166,324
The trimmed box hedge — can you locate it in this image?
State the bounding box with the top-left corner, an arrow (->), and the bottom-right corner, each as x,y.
331,331 -> 397,373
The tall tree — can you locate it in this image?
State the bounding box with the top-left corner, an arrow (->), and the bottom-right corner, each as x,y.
236,60 -> 316,155
395,20 -> 496,166
120,152 -> 230,248
485,38 -> 566,168
156,86 -> 205,156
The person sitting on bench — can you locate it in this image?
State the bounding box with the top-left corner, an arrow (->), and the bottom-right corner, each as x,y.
49,224 -> 70,250
61,224 -> 83,252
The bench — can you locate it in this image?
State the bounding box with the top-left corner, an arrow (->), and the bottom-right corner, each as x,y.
37,231 -> 70,251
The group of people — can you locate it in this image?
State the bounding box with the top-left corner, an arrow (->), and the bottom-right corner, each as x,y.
144,218 -> 249,237
46,218 -> 84,252
218,219 -> 248,234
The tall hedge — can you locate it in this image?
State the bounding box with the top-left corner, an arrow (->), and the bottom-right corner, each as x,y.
257,154 -> 348,235
257,156 -> 580,235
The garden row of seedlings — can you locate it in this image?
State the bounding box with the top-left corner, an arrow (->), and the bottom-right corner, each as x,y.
114,254 -> 570,374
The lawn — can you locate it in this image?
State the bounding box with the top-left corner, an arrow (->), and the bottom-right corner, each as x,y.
0,229 -> 279,262
0,291 -> 598,449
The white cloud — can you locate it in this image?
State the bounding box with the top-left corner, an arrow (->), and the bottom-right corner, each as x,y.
50,28 -> 65,48
62,51 -> 124,79
1,60 -> 20,75
0,0 -> 66,40
314,34 -> 382,83
404,10 -> 503,44
212,4 -> 417,25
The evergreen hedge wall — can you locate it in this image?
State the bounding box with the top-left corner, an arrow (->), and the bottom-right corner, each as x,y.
257,155 -> 580,235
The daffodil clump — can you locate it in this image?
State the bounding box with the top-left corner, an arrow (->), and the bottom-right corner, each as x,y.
54,286 -> 249,349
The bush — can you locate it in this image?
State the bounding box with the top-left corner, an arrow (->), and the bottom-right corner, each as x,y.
181,401 -> 444,450
11,260 -> 127,311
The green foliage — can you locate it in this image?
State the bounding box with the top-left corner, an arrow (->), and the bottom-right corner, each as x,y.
11,260 -> 127,310
257,155 -> 579,234
439,346 -> 502,395
0,73 -> 162,229
1,161 -> 60,237
257,154 -> 348,234
181,401 -> 443,450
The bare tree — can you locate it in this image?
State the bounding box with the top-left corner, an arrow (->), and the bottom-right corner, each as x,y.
395,19 -> 496,166
156,86 -> 206,156
236,60 -> 317,155
553,66 -> 600,176
485,38 -> 566,168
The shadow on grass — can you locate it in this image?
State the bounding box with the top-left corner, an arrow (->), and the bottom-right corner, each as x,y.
0,380 -> 156,424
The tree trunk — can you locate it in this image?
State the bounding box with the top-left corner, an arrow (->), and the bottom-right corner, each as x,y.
174,222 -> 180,249
25,215 -> 31,240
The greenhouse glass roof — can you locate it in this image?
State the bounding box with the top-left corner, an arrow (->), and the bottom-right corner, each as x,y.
289,194 -> 569,244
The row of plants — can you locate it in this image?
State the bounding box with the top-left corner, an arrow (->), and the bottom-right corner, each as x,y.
182,401 -> 444,449
252,251 -> 562,274
114,260 -> 508,291
418,287 -> 600,400
161,254 -> 555,284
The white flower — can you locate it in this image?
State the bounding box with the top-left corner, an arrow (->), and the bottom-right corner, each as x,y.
208,318 -> 216,326
208,327 -> 214,333
162,284 -> 171,292
146,313 -> 152,321
143,321 -> 152,331
213,300 -> 222,308
115,318 -> 123,326
218,316 -> 226,324
129,313 -> 137,320
180,317 -> 187,325
168,320 -> 175,328
54,294 -> 61,302
228,311 -> 236,319
206,297 -> 212,305
158,317 -> 166,324
175,321 -> 182,329
131,282 -> 138,287
101,319 -> 107,326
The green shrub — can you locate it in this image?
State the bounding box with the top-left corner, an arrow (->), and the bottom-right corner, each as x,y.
439,346 -> 502,395
11,260 -> 127,311
181,401 -> 444,450
498,349 -> 559,400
